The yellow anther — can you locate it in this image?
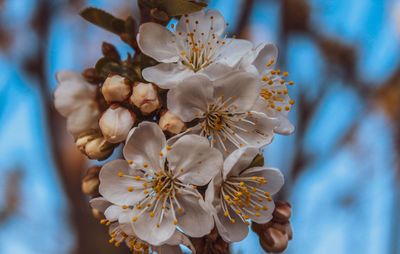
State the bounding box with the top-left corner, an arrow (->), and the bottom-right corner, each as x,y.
167,146 -> 172,150
180,168 -> 184,172
193,185 -> 197,189
280,80 -> 285,84
289,99 -> 295,105
228,201 -> 233,205
258,198 -> 263,202
106,221 -> 111,226
122,205 -> 128,209
268,80 -> 274,85
252,187 -> 257,192
100,219 -> 107,224
150,212 -> 155,217
237,192 -> 243,196
159,151 -> 163,156
180,51 -> 186,55
118,172 -> 124,177
135,243 -> 142,249
262,76 -> 269,81
225,195 -> 230,200
267,197 -> 272,201
197,195 -> 201,200
243,215 -> 250,219
143,163 -> 148,168
240,182 -> 245,186
173,220 -> 178,225
224,211 -> 229,217
283,72 -> 289,76
115,242 -> 121,247
135,176 -> 141,181
285,105 -> 290,111
156,223 -> 160,228
178,207 -> 182,211
109,238 -> 115,243
263,206 -> 268,211
254,206 -> 260,211
235,209 -> 241,214
245,221 -> 250,226
276,107 -> 282,111
128,160 -> 133,165
255,212 -> 260,217
271,70 -> 276,75
137,205 -> 142,210
143,182 -> 148,187
252,176 -> 258,181
231,219 -> 236,223
144,190 -> 149,194
289,81 -> 294,85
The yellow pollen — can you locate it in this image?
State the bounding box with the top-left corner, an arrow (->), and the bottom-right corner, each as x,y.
122,205 -> 128,209
225,195 -> 230,200
224,211 -> 229,217
252,176 -> 258,180
262,76 -> 269,81
143,183 -> 148,187
115,242 -> 121,247
180,168 -> 184,172
255,212 -> 260,217
106,221 -> 111,226
128,187 -> 134,192
258,198 -> 263,202
254,206 -> 260,211
156,223 -> 160,228
243,215 -> 249,219
197,195 -> 201,200
240,182 -> 244,186
268,80 -> 274,85
193,185 -> 197,189
289,99 -> 295,105
245,221 -> 250,226
180,51 -> 186,55
159,151 -> 163,156
143,163 -> 148,168
109,238 -> 115,243
280,80 -> 285,84
235,209 -> 241,214
118,172 -> 124,177
267,197 -> 272,201
150,212 -> 155,217
231,219 -> 236,223
283,72 -> 289,76
144,190 -> 149,194
178,207 -> 182,211
137,205 -> 142,210
277,107 -> 282,111
263,206 -> 268,211
285,106 -> 290,111
100,219 -> 106,224
167,146 -> 172,150
128,160 -> 133,165
135,176 -> 141,181
289,81 -> 294,85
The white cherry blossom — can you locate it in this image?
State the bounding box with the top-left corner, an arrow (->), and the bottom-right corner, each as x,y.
205,147 -> 284,242
167,72 -> 279,157
90,197 -> 194,253
137,9 -> 253,89
240,43 -> 295,135
54,70 -> 100,136
98,122 -> 222,245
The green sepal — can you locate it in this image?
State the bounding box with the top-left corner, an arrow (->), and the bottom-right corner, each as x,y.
95,57 -> 140,82
248,154 -> 265,168
80,7 -> 125,34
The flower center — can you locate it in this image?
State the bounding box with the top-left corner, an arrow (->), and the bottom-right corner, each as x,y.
196,95 -> 263,153
170,16 -> 234,72
220,176 -> 272,225
259,66 -> 295,112
121,164 -> 200,228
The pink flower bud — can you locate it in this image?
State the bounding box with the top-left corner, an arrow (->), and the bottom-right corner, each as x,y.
159,111 -> 186,135
129,82 -> 161,115
101,75 -> 131,103
99,105 -> 136,143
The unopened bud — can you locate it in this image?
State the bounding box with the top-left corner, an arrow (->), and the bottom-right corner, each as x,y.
82,166 -> 101,196
84,137 -> 115,161
260,227 -> 288,253
159,111 -> 186,135
101,75 -> 131,103
82,68 -> 104,84
102,42 -> 121,61
99,105 -> 136,143
76,131 -> 102,154
129,82 -> 161,115
273,201 -> 292,222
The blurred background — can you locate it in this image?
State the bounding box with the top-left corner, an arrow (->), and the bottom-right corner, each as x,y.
0,0 -> 399,253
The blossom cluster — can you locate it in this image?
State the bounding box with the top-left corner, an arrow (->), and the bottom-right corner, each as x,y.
54,8 -> 295,253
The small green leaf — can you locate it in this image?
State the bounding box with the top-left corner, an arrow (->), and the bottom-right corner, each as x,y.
248,154 -> 265,168
80,7 -> 125,34
161,0 -> 206,16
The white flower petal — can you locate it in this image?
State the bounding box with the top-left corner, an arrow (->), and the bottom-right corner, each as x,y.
66,102 -> 100,136
213,72 -> 259,112
54,70 -> 97,117
131,207 -> 176,246
252,43 -> 278,74
176,9 -> 225,39
99,106 -> 135,143
104,205 -> 123,222
218,39 -> 253,67
162,230 -> 195,252
222,147 -> 260,180
176,192 -> 214,237
118,210 -> 135,235
167,135 -> 222,186
214,206 -> 249,242
142,63 -> 194,89
99,159 -> 147,206
240,167 -> 284,195
89,197 -> 112,213
137,23 -> 179,63
199,62 -> 238,81
123,122 -> 166,172
167,75 -> 213,122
